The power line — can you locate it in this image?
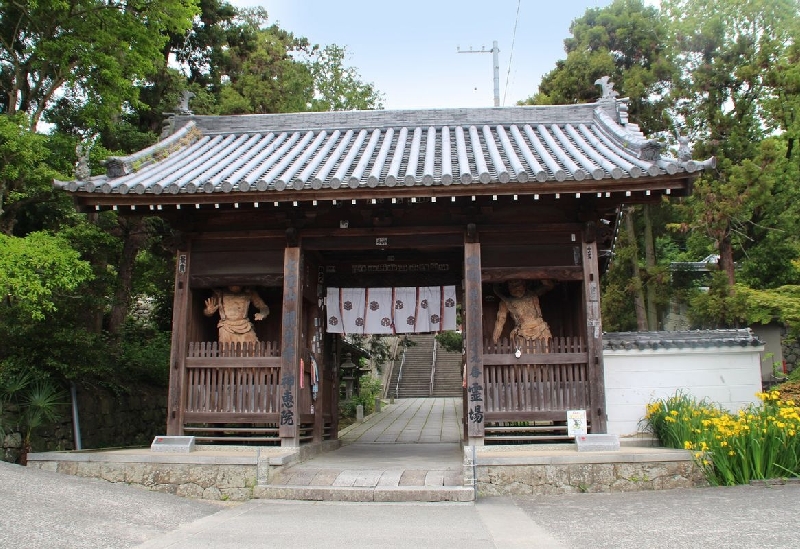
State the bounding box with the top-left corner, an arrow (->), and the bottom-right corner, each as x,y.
503,0 -> 521,107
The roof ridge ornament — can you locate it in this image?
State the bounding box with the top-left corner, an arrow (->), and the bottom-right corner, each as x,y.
177,90 -> 195,115
677,134 -> 692,163
594,76 -> 619,100
160,90 -> 196,140
74,134 -> 98,181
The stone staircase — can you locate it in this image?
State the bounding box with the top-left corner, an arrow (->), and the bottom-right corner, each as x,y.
432,347 -> 463,397
386,334 -> 464,399
388,334 -> 435,398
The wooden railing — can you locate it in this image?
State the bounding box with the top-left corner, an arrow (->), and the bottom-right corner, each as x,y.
482,337 -> 589,414
184,341 -> 281,422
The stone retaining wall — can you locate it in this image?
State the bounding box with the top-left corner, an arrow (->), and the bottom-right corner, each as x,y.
3,383 -> 166,463
29,459 -> 257,501
466,447 -> 706,496
25,442 -> 338,501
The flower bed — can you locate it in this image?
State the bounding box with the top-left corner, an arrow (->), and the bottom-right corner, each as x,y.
645,391 -> 800,485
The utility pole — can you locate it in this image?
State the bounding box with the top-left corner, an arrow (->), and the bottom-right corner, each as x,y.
457,40 -> 500,107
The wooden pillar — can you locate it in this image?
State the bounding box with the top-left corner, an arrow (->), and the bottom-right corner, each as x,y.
464,224 -> 485,445
166,244 -> 191,435
330,336 -> 341,440
280,239 -> 303,446
582,226 -> 608,433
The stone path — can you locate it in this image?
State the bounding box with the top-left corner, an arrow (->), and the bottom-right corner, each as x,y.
254,398 -> 470,501
341,397 -> 462,444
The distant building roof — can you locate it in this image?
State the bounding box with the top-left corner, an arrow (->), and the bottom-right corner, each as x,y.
670,254 -> 721,272
55,96 -> 713,204
603,329 -> 762,350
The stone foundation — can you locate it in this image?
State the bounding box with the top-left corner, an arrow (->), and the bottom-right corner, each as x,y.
466,446 -> 706,497
28,459 -> 257,500
25,441 -> 339,501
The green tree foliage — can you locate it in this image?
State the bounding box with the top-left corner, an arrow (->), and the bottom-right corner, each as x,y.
665,0 -> 800,286
0,0 -> 198,128
309,45 -> 383,112
0,231 -> 92,320
521,0 -> 674,134
0,114 -> 60,234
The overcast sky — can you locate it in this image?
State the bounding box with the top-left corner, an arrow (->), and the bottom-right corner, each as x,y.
227,0 -> 624,110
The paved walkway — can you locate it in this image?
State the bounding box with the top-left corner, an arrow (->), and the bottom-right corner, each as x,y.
341,397 -> 462,444
260,398 -> 467,497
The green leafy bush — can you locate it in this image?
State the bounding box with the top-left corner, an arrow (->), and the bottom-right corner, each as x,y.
436,331 -> 462,353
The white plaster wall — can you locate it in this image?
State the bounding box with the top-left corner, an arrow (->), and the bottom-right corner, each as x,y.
603,346 -> 764,436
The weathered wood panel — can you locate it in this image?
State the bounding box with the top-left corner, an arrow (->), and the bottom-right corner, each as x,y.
167,245 -> 191,435
582,234 -> 608,432
482,363 -> 589,413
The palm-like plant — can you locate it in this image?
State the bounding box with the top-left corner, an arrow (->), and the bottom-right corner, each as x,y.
0,371 -> 66,464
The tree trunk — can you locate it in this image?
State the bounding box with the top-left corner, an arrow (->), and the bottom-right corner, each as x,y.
719,232 -> 736,289
643,204 -> 658,330
107,217 -> 148,337
625,207 -> 648,331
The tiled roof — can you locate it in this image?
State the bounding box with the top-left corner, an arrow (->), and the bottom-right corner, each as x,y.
56,99 -> 713,198
603,330 -> 763,351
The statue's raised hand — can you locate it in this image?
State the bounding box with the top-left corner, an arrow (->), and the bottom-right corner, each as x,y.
203,296 -> 218,315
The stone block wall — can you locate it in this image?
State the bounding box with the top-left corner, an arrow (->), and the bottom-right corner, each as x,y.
783,337 -> 800,375
474,460 -> 705,497
28,460 -> 257,501
2,383 -> 167,463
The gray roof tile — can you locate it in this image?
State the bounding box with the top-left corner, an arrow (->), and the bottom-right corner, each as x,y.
603,329 -> 762,351
56,99 -> 713,198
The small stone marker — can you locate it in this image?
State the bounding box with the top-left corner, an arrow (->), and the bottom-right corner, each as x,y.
356,404 -> 364,422
375,397 -> 382,413
575,434 -> 620,452
151,435 -> 196,453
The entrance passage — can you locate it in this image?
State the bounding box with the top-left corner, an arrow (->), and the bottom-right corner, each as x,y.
259,397 -> 470,501
342,397 -> 462,444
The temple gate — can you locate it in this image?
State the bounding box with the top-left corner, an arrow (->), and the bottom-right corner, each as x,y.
57,85 -> 711,446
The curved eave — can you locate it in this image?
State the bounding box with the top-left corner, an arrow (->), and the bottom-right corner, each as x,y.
56,102 -> 714,209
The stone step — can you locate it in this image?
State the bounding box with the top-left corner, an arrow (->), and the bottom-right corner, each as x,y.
254,484 -> 474,502
255,466 -> 473,502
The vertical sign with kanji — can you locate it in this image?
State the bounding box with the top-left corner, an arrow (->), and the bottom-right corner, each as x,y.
464,240 -> 485,441
280,245 -> 302,444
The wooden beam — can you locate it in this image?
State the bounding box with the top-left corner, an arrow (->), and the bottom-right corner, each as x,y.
485,411 -> 581,423
167,245 -> 191,435
481,266 -> 584,282
189,274 -> 284,288
185,357 -> 281,368
183,412 -> 279,423
279,245 -> 303,446
582,233 -> 608,433
464,236 -> 485,444
304,233 -> 463,251
482,353 -> 588,365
